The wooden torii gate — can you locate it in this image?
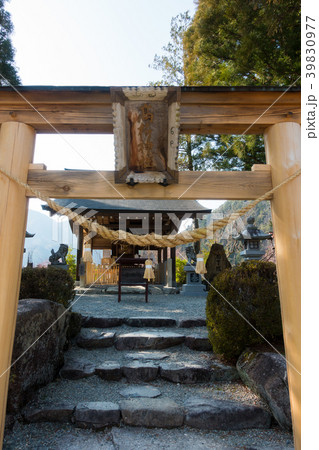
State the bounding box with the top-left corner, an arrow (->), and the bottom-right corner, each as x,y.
0,86 -> 300,447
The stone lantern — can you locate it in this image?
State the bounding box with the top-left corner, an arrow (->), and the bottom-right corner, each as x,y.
233,216 -> 272,261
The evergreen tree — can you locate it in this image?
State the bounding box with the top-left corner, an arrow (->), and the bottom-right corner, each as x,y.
150,11 -> 267,171
0,0 -> 20,86
183,0 -> 301,86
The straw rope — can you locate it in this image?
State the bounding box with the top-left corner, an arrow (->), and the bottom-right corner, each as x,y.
0,165 -> 300,248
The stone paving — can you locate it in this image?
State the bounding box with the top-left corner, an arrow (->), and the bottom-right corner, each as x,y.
4,292 -> 295,449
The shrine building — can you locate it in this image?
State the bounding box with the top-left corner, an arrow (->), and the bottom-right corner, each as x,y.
42,198 -> 211,286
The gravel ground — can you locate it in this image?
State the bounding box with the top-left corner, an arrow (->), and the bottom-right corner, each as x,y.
33,376 -> 268,411
71,293 -> 207,319
4,293 -> 295,449
4,423 -> 294,449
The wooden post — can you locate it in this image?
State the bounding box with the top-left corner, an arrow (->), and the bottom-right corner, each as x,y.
76,226 -> 83,281
157,248 -> 162,264
163,248 -> 168,285
0,122 -> 36,444
171,246 -> 176,287
263,122 -> 301,449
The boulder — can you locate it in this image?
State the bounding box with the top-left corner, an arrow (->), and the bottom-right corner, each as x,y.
205,243 -> 231,284
74,402 -> 120,429
120,398 -> 184,428
185,397 -> 271,430
7,299 -> 70,413
237,351 -> 292,430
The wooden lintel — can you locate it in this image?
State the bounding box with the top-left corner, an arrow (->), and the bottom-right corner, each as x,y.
26,169 -> 272,200
0,87 -> 300,135
28,163 -> 47,170
251,164 -> 271,172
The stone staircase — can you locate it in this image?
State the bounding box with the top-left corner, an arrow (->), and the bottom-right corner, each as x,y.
20,315 -> 275,432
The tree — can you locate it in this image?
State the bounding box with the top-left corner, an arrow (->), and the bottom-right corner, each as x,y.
150,12 -> 191,86
183,0 -> 301,86
66,249 -> 77,281
0,0 -> 20,86
179,134 -> 266,171
150,11 -> 267,171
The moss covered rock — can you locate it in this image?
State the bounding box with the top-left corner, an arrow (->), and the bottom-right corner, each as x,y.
206,261 -> 283,362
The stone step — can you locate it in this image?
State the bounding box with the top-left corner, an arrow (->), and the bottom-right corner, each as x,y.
74,401 -> 121,429
184,397 -> 272,430
60,357 -> 238,383
178,318 -> 206,328
124,317 -> 177,327
125,351 -> 170,361
95,362 -> 122,381
76,330 -> 115,349
82,317 -> 124,328
114,331 -> 186,350
23,403 -> 75,423
184,334 -> 212,351
77,329 -> 210,351
22,397 -> 271,431
160,362 -> 211,384
59,359 -> 95,380
81,316 -> 206,329
121,361 -> 159,382
120,398 -> 184,428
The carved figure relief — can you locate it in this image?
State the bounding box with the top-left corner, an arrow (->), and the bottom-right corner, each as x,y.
112,86 -> 180,184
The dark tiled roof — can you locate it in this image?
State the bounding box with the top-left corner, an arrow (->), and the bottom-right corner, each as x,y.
42,199 -> 211,214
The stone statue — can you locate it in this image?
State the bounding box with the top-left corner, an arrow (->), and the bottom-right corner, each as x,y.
205,243 -> 231,284
185,244 -> 197,266
49,244 -> 68,265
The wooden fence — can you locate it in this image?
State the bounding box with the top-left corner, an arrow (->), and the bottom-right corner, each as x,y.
86,261 -> 119,285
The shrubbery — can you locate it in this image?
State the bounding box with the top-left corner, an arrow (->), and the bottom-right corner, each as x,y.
206,261 -> 283,362
20,266 -> 75,308
176,258 -> 187,285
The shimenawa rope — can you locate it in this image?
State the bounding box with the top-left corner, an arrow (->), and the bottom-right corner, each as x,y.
0,165 -> 300,248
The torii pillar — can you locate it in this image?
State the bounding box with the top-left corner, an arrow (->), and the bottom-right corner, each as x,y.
264,122 -> 301,449
0,122 -> 36,445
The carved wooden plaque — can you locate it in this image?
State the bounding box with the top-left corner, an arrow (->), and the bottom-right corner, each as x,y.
111,87 -> 181,184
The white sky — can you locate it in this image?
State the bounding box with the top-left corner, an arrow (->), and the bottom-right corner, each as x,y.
6,0 -> 223,212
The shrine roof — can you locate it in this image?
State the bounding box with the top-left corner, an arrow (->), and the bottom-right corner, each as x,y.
42,199 -> 211,214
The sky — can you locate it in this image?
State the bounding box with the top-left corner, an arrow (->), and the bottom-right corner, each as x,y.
6,0 -> 223,212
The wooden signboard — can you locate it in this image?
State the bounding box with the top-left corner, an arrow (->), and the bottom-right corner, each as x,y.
111,87 -> 180,185
118,257 -> 149,303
